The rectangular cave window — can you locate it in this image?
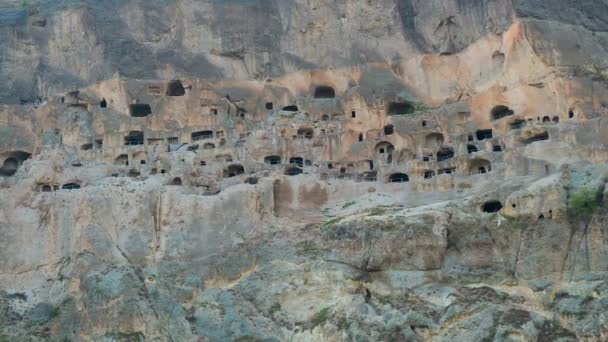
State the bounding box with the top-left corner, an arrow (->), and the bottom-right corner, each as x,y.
129,104 -> 152,117
124,131 -> 144,146
200,161 -> 206,166
266,102 -> 274,110
216,131 -> 224,139
210,108 -> 218,115
148,86 -> 162,96
351,111 -> 356,118
167,137 -> 179,144
476,129 -> 493,141
192,131 -> 213,141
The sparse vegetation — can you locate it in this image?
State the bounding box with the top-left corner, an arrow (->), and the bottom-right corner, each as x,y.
324,216 -> 343,226
269,303 -> 281,316
310,307 -> 332,328
567,186 -> 603,222
342,201 -> 355,209
367,207 -> 386,216
336,316 -> 351,331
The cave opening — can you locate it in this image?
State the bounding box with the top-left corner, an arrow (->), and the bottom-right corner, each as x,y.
282,105 -> 299,112
62,183 -> 81,190
476,129 -> 493,141
491,105 -> 514,120
224,164 -> 245,178
384,125 -> 394,135
265,155 -> 282,165
388,173 -> 409,183
289,157 -> 304,167
436,147 -> 455,162
387,102 -> 415,115
482,201 -> 503,213
124,131 -> 144,146
285,167 -> 303,176
129,104 -> 152,117
314,86 -> 336,99
166,80 -> 185,96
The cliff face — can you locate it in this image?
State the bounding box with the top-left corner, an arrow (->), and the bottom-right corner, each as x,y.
1,0 -> 608,341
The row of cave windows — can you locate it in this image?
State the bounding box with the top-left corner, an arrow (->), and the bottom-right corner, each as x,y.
491,105 -> 574,122
40,183 -> 81,192
481,200 -> 555,219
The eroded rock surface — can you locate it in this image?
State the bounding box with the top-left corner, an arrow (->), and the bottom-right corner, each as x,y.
1,0 -> 608,341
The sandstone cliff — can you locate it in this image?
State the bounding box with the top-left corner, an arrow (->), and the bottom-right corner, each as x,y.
1,0 -> 608,341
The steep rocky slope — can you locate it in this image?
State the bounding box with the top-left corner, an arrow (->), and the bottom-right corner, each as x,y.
1,0 -> 608,341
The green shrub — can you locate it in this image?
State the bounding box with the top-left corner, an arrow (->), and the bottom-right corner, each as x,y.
568,187 -> 603,222
310,307 -> 332,328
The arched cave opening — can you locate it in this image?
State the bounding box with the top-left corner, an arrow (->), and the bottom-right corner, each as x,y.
491,105 -> 514,120
282,105 -> 299,112
223,164 -> 245,178
436,147 -> 455,162
388,173 -> 409,183
314,86 -> 336,99
100,98 -> 107,108
62,183 -> 81,190
482,201 -> 503,213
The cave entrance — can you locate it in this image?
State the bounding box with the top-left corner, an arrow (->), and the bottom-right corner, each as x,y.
289,157 -> 304,167
476,129 -> 493,141
491,105 -> 514,120
264,155 -> 282,165
166,80 -> 185,96
384,124 -> 394,135
387,102 -> 415,115
314,86 -> 336,99
282,105 -> 299,112
223,164 -> 245,178
192,130 -> 214,141
388,173 -> 409,183
297,128 -> 314,139
482,201 -> 503,213
285,167 -> 303,176
129,104 -> 152,117
0,151 -> 32,177
100,98 -> 107,108
124,131 -> 144,146
62,183 -> 81,190
436,147 -> 455,162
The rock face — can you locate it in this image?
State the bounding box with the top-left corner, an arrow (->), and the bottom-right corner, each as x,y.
1,0 -> 608,341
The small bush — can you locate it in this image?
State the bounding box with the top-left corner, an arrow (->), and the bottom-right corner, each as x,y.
310,307 -> 332,328
568,187 -> 603,222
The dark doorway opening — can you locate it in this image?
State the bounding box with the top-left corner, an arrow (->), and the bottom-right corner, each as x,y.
166,80 -> 185,96
129,104 -> 152,117
388,173 -> 409,183
388,102 -> 415,115
482,201 -> 503,213
314,86 -> 336,99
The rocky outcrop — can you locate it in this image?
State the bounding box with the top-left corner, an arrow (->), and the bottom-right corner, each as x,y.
1,0 -> 608,341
